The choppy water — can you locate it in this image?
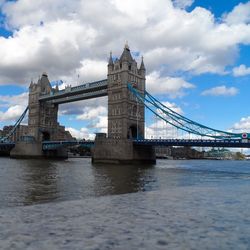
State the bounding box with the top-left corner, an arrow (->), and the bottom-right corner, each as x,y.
0,158 -> 250,249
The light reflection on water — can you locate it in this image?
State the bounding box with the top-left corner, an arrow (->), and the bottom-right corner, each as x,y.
0,157 -> 250,208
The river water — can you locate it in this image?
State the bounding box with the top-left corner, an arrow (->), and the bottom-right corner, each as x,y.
0,158 -> 250,249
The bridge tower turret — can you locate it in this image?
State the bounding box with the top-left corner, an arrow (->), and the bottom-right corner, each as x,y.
107,44 -> 145,139
28,72 -> 58,141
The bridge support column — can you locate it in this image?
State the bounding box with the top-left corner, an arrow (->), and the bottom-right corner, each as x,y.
10,141 -> 43,159
92,134 -> 155,164
10,141 -> 68,159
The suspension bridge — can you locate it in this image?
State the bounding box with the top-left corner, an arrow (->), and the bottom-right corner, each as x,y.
0,45 -> 249,162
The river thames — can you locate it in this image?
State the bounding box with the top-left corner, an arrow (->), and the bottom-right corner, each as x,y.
0,158 -> 250,249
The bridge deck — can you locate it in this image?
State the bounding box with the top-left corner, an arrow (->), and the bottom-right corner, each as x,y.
42,140 -> 94,150
39,79 -> 108,104
134,139 -> 250,148
42,138 -> 250,151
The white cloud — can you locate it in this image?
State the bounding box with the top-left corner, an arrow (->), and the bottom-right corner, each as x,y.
0,92 -> 28,124
201,85 -> 239,96
76,106 -> 107,120
161,101 -> 183,114
59,96 -> 107,116
0,92 -> 28,107
231,117 -> 250,132
61,103 -> 108,134
147,71 -> 194,98
0,19 -> 96,85
95,116 -> 108,132
66,127 -> 95,140
232,64 -> 250,76
224,2 -> 250,25
172,0 -> 194,9
1,0 -> 250,134
145,114 -> 178,139
77,60 -> 107,83
145,101 -> 184,139
0,0 -> 249,87
0,105 -> 26,122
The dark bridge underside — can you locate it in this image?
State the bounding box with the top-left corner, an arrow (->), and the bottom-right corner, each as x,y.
0,143 -> 15,155
39,79 -> 108,104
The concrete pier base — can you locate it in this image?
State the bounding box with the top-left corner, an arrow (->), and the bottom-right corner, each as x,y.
10,141 -> 68,159
92,137 -> 156,165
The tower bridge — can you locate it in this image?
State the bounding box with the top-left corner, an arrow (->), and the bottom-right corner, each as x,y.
1,44 -> 250,163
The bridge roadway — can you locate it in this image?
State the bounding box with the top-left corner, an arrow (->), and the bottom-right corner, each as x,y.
1,138 -> 250,153
134,139 -> 250,148
39,79 -> 108,104
42,138 -> 250,150
42,140 -> 95,150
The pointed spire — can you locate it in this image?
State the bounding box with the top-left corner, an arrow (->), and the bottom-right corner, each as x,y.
125,40 -> 129,50
29,78 -> 34,88
108,51 -> 113,65
140,56 -> 145,70
120,42 -> 133,62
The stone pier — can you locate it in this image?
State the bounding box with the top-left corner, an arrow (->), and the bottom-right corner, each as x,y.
92,134 -> 155,164
10,141 -> 68,159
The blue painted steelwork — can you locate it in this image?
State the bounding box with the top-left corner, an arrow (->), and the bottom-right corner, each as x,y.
134,139 -> 250,148
0,106 -> 29,143
43,138 -> 250,150
42,140 -> 94,150
39,79 -> 108,104
128,84 -> 249,140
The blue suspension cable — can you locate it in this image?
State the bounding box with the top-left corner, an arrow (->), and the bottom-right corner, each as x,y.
0,106 -> 29,142
128,84 -> 247,140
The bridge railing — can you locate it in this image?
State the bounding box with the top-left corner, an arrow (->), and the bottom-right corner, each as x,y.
134,138 -> 250,148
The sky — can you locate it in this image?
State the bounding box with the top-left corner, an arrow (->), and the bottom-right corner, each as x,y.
0,0 -> 250,141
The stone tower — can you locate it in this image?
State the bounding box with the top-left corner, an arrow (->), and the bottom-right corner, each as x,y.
28,72 -> 59,141
92,45 -> 155,164
107,44 -> 146,139
11,73 -> 71,158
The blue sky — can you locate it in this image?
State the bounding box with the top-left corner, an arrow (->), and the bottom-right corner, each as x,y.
0,0 -> 250,140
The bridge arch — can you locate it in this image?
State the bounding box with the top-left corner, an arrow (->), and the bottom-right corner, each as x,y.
128,125 -> 138,139
42,131 -> 50,141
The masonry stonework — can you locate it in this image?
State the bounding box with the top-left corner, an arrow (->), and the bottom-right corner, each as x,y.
11,73 -> 72,158
92,45 -> 155,164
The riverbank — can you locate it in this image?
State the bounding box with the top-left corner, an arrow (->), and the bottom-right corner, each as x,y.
0,185 -> 250,250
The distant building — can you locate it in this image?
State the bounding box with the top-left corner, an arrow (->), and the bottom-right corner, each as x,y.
56,124 -> 75,141
2,125 -> 29,142
155,146 -> 204,159
155,146 -> 171,158
1,123 -> 73,142
204,148 -> 233,159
